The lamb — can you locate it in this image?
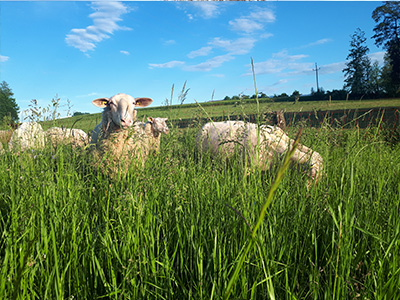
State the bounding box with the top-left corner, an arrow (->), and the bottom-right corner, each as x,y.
45,127 -> 88,148
90,93 -> 153,144
197,121 -> 323,186
138,117 -> 169,155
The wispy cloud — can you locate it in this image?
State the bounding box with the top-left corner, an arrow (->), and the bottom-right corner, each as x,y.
151,36 -> 257,72
318,61 -> 346,75
177,2 -> 221,20
120,50 -> 130,55
184,54 -> 234,72
229,8 -> 275,34
273,79 -> 288,86
187,46 -> 213,59
77,92 -> 100,98
209,37 -> 257,55
0,55 -> 9,62
368,51 -> 385,64
299,38 -> 333,49
245,50 -> 311,76
211,74 -> 225,78
148,60 -> 185,69
192,2 -> 220,19
163,39 -> 176,46
65,2 -> 132,53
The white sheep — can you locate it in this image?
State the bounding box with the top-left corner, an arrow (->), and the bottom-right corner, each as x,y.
8,122 -> 46,152
92,118 -> 169,179
89,93 -> 173,178
90,93 -> 153,144
197,121 -> 323,186
45,127 -> 88,148
138,117 -> 169,155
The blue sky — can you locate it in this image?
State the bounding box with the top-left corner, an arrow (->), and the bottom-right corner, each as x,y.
0,1 -> 386,119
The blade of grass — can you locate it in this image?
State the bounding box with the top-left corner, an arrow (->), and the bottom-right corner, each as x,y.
224,128 -> 303,300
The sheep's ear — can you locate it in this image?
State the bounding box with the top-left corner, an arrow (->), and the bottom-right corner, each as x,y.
147,117 -> 154,123
135,97 -> 153,107
92,98 -> 110,108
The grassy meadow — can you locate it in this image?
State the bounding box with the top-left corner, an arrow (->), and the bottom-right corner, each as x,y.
0,99 -> 400,299
31,97 -> 400,134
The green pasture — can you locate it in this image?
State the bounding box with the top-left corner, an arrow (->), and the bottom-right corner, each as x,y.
1,101 -> 399,299
37,98 -> 400,134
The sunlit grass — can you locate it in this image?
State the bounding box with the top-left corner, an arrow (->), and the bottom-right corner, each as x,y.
0,118 -> 399,299
28,97 -> 400,134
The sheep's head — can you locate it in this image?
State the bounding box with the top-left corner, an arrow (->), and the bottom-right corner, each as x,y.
92,93 -> 153,129
148,117 -> 169,135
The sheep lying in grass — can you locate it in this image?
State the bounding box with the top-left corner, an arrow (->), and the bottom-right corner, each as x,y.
90,93 -> 153,144
89,93 -> 176,178
138,117 -> 169,155
45,127 -> 88,148
197,121 -> 323,186
8,122 -> 46,152
93,117 -> 169,178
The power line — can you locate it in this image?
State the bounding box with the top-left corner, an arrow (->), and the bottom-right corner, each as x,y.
313,63 -> 321,92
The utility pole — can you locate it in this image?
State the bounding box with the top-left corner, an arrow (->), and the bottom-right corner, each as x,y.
313,63 -> 321,92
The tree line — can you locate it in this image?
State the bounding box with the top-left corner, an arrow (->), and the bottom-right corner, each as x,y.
344,2 -> 400,99
224,2 -> 400,103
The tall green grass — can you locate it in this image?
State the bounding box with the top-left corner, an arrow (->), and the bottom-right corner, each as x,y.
0,119 -> 399,299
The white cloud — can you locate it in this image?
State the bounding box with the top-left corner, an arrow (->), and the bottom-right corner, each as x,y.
209,37 -> 256,55
273,79 -> 288,86
249,9 -> 276,23
318,61 -> 346,75
184,54 -> 234,72
244,50 -> 311,76
187,46 -> 212,59
0,55 -> 9,62
176,2 -> 220,20
163,39 -> 176,46
65,2 -> 131,53
191,2 -> 220,19
368,51 -> 385,64
120,50 -> 130,55
77,92 -> 100,98
211,74 -> 225,78
229,8 -> 275,34
148,60 -> 185,69
300,38 -> 333,48
229,18 -> 263,34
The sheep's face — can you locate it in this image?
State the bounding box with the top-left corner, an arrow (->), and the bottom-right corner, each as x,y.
93,93 -> 153,129
148,117 -> 169,135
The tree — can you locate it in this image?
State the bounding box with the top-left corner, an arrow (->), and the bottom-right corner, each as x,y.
72,112 -> 89,117
343,28 -> 371,97
368,61 -> 384,96
259,92 -> 267,99
372,1 -> 400,90
291,90 -> 301,97
0,81 -> 19,124
380,52 -> 398,96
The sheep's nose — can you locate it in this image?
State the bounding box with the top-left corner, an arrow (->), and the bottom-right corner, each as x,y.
120,118 -> 133,127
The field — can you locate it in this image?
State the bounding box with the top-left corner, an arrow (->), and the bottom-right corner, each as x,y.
33,97 -> 400,134
1,99 -> 400,299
